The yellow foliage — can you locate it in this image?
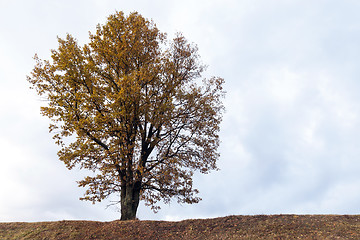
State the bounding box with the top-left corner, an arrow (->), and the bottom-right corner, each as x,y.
28,11 -> 224,220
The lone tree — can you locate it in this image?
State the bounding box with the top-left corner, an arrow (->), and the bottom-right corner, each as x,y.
28,11 -> 225,220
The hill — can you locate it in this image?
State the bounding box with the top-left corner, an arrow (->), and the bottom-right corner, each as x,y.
1,215 -> 360,239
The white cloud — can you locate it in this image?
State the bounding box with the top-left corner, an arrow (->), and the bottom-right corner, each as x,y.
2,0 -> 360,222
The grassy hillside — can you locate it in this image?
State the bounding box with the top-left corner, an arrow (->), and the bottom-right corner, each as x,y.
1,215 -> 360,239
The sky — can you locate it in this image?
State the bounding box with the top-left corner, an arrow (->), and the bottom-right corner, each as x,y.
2,0 -> 360,222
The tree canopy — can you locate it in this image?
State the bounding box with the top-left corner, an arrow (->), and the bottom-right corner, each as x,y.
28,11 -> 225,220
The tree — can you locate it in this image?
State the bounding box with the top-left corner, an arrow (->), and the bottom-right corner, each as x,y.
28,11 -> 225,220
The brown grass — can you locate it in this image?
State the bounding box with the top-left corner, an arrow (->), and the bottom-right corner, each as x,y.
1,215 -> 360,239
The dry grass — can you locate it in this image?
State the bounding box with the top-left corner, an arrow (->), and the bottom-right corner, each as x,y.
1,215 -> 360,239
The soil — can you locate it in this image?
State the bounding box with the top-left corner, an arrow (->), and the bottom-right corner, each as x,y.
1,214 -> 360,239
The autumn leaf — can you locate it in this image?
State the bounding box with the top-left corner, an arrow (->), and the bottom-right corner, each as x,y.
28,11 -> 225,220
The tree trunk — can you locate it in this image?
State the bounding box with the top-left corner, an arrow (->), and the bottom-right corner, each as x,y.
120,181 -> 141,220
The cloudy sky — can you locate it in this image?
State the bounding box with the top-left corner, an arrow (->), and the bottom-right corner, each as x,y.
2,0 -> 360,222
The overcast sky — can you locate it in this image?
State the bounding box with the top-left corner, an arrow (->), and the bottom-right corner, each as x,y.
2,0 -> 360,222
